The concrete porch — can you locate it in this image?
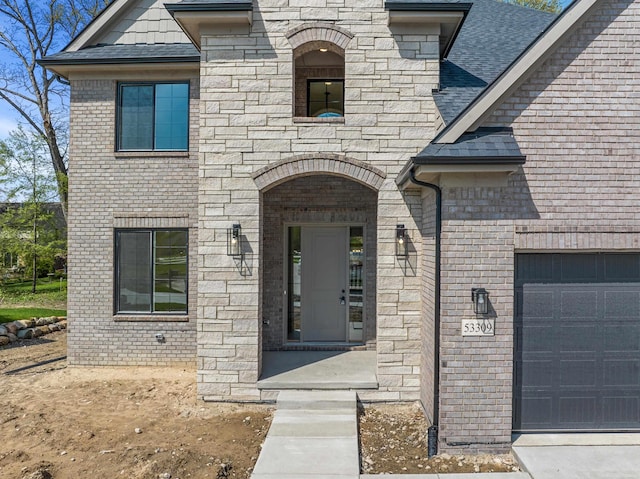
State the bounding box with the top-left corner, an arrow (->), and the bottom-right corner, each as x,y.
257,350 -> 378,390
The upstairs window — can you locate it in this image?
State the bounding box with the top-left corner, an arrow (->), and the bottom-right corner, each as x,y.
294,43 -> 345,119
117,82 -> 189,151
308,79 -> 344,117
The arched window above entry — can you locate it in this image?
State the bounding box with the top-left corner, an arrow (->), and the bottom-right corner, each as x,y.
286,24 -> 353,120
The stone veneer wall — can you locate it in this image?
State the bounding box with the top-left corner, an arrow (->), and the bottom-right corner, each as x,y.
66,77 -> 199,366
434,0 -> 639,452
197,0 -> 438,401
261,175 -> 378,350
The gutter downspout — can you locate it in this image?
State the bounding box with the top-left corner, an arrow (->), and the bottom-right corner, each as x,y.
408,167 -> 441,458
55,75 -> 70,86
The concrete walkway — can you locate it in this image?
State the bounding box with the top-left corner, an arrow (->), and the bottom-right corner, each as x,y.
252,391 -> 640,478
513,434 -> 640,479
251,390 -> 360,479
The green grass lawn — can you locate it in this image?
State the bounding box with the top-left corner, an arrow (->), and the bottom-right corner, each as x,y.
0,307 -> 67,323
0,278 -> 67,321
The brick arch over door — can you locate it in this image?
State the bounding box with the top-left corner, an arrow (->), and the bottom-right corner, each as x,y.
285,23 -> 354,51
252,154 -> 386,192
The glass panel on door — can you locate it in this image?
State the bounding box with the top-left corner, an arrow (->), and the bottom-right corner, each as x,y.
287,226 -> 302,341
349,226 -> 364,342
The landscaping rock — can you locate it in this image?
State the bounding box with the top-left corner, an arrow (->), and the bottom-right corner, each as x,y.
5,322 -> 18,334
0,317 -> 68,345
37,326 -> 51,336
16,319 -> 35,329
17,329 -> 34,340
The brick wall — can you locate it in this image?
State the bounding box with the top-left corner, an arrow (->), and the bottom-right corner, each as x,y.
434,0 -> 639,452
67,77 -> 199,366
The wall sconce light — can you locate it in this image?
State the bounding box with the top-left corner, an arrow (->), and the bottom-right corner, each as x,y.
471,288 -> 489,315
227,223 -> 242,257
396,224 -> 408,257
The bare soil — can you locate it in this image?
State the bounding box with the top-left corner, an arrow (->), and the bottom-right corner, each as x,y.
359,403 -> 520,474
0,332 -> 272,479
2,333 -> 521,478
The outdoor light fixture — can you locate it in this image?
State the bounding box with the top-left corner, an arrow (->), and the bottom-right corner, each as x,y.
471,288 -> 489,315
227,223 -> 242,257
396,224 -> 408,257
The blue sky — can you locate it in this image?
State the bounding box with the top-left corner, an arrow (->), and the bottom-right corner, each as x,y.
0,0 -> 575,141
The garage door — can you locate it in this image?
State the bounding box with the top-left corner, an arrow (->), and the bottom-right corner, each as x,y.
514,253 -> 640,432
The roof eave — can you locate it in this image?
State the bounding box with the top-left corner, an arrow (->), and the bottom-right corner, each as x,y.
37,58 -> 200,79
385,2 -> 472,60
164,2 -> 253,13
66,0 -> 134,52
396,155 -> 525,188
166,8 -> 253,49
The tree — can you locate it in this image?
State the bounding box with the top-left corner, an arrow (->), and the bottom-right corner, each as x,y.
0,0 -> 113,222
503,0 -> 562,13
0,127 -> 66,292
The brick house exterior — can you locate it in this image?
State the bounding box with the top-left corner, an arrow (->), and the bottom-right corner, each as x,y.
41,0 -> 640,453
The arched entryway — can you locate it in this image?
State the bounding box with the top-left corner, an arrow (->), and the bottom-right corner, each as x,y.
254,156 -> 384,389
261,174 -> 378,349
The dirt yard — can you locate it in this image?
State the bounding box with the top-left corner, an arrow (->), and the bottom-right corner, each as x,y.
0,332 -> 272,479
359,404 -> 520,474
2,332 -> 521,478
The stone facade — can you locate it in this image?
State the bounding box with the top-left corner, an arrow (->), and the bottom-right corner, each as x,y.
196,0 -> 438,402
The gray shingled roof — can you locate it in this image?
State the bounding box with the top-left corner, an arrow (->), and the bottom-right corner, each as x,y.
39,43 -> 199,65
414,127 -> 525,162
165,0 -> 252,10
435,0 -> 556,124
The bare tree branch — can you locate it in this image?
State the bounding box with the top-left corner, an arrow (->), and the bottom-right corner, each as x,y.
0,0 -> 114,222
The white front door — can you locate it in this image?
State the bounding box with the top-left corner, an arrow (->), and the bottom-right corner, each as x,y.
301,226 -> 348,341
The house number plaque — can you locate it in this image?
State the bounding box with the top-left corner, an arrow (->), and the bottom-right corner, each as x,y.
461,319 -> 495,336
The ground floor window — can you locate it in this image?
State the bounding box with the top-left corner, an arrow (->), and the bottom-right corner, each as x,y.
115,229 -> 188,314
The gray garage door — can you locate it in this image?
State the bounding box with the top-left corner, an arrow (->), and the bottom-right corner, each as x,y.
514,253 -> 640,432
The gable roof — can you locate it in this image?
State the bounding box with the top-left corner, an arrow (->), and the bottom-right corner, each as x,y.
39,43 -> 199,66
398,0 -> 620,186
435,0 -> 556,124
66,0 -> 133,52
435,0 -> 603,144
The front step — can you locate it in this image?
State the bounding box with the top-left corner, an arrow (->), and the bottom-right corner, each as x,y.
257,350 -> 378,390
276,390 -> 357,411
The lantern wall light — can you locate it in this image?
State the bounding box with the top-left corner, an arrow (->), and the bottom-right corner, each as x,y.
227,223 -> 242,257
471,287 -> 489,315
396,224 -> 408,258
